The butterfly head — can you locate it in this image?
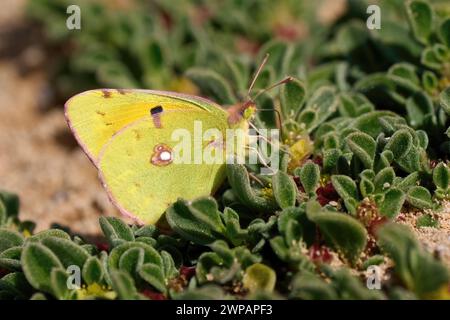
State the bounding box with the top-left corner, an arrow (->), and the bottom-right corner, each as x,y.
227,99 -> 256,126
242,100 -> 256,120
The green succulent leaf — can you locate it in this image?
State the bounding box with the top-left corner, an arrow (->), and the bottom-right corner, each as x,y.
298,86 -> 338,132
377,223 -> 449,297
82,257 -> 104,285
359,178 -> 375,198
406,0 -> 434,45
406,186 -> 433,209
0,229 -> 24,254
21,243 -> 63,294
226,164 -> 277,212
346,131 -> 376,169
166,197 -> 225,245
439,19 -> 450,47
306,200 -> 367,263
416,214 -> 439,228
50,268 -> 69,300
331,175 -> 359,201
0,191 -> 19,217
379,188 -> 406,218
99,216 -> 135,247
242,263 -> 276,293
374,167 -> 395,193
433,162 -> 450,190
25,229 -> 71,243
297,161 -> 320,195
0,246 -> 22,271
110,270 -> 138,300
440,87 -> 450,115
0,272 -> 33,299
280,78 -> 306,118
108,242 -> 162,271
384,129 -> 413,159
118,247 -> 145,280
272,171 -> 297,208
138,263 -> 166,293
41,237 -> 90,269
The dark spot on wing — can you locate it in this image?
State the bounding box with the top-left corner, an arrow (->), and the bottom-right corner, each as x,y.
151,105 -> 163,115
133,129 -> 141,140
96,111 -> 106,116
102,90 -> 112,98
151,105 -> 163,128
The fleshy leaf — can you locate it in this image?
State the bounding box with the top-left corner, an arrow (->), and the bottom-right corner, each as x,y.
138,263 -> 166,293
272,171 -> 297,208
306,200 -> 367,264
406,0 -> 433,44
110,270 -> 138,300
41,237 -> 90,269
280,78 -> 306,118
433,162 -> 450,190
82,257 -> 104,285
346,132 -> 376,169
21,243 -> 63,294
331,175 -> 359,201
379,188 -> 406,218
406,186 -> 433,209
242,263 -> 276,293
377,223 -> 449,297
100,216 -> 135,247
297,161 -> 320,196
384,129 -> 413,159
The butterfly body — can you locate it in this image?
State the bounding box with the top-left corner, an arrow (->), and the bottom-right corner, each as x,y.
65,89 -> 247,225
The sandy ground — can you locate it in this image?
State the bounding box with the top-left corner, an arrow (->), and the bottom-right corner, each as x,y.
396,202 -> 450,268
0,0 -> 121,235
0,62 -> 121,234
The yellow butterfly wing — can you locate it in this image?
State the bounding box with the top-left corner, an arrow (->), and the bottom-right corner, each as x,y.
64,89 -> 226,164
65,89 -> 230,224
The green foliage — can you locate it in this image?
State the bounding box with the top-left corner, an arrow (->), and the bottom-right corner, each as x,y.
272,171 -> 297,208
297,161 -> 320,196
242,263 -> 276,293
306,201 -> 367,264
377,223 -> 449,297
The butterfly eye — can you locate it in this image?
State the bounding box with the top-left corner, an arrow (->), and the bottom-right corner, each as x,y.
151,143 -> 173,166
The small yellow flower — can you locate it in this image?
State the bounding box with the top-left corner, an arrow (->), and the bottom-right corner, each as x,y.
287,136 -> 313,172
422,284 -> 450,300
22,229 -> 32,238
260,187 -> 274,199
76,283 -> 117,300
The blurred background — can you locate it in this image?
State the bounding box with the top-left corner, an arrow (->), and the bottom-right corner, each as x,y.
0,0 -> 449,235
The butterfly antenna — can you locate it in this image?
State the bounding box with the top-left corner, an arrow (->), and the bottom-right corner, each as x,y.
247,121 -> 290,156
247,53 -> 270,100
244,145 -> 276,175
252,76 -> 293,101
255,108 -> 284,138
